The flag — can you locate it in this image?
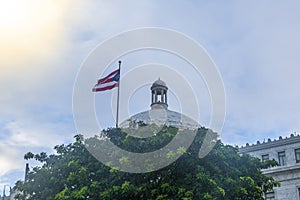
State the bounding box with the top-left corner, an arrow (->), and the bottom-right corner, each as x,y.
92,69 -> 120,92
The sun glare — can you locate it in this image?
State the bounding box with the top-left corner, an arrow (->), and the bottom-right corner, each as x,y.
0,0 -> 70,69
0,0 -> 32,32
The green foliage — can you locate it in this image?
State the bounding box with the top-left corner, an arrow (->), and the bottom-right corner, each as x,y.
13,126 -> 279,199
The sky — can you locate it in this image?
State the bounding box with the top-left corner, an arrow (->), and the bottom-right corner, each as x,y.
1,0 -> 300,195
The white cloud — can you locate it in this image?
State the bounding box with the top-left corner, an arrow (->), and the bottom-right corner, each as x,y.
4,121 -> 72,147
0,0 -> 73,73
1,0 -> 300,192
216,1 -> 300,145
0,144 -> 22,176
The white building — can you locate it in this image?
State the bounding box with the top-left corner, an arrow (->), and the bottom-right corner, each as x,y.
239,134 -> 300,200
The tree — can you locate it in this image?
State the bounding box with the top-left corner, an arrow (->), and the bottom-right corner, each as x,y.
13,125 -> 279,200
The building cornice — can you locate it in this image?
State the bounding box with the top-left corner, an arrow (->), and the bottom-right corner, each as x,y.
262,164 -> 300,175
239,134 -> 300,153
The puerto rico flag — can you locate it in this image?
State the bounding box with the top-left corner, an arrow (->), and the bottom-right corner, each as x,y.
92,69 -> 120,92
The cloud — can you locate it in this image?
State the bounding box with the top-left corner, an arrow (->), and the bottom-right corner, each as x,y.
0,0 -> 73,73
0,119 -> 74,176
0,144 -> 22,176
213,1 -> 300,145
0,0 -> 82,188
1,0 -> 300,192
4,121 -> 73,147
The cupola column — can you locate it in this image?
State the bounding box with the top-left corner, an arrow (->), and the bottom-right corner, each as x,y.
151,91 -> 154,104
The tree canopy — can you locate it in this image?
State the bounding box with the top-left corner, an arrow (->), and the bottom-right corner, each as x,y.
14,125 -> 279,200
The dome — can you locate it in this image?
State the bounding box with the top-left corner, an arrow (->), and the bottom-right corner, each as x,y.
152,78 -> 167,88
120,108 -> 199,130
120,78 -> 199,130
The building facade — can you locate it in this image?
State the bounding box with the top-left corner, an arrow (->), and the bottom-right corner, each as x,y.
239,134 -> 300,200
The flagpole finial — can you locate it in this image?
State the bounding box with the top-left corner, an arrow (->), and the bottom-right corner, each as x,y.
119,60 -> 121,64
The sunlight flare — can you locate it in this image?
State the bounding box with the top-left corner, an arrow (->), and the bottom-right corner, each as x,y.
0,0 -> 70,69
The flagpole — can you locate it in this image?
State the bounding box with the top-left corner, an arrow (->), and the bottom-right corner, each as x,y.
116,60 -> 121,128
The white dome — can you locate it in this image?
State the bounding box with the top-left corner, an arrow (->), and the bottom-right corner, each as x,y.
120,108 -> 199,130
120,78 -> 199,130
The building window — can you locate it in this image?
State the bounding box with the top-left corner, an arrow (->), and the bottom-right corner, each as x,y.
265,192 -> 275,200
262,154 -> 269,162
278,151 -> 286,166
295,149 -> 300,163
